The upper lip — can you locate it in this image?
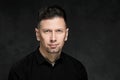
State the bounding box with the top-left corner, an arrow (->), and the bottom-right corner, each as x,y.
48,44 -> 58,46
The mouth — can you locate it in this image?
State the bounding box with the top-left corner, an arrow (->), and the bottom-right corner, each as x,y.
48,44 -> 58,49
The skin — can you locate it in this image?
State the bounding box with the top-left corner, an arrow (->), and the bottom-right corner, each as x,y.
35,17 -> 69,64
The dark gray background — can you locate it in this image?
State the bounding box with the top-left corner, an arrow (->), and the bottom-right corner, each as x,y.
0,0 -> 120,80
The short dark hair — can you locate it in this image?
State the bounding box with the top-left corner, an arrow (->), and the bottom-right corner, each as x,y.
37,5 -> 67,28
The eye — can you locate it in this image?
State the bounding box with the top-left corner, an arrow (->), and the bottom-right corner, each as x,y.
56,29 -> 63,33
43,30 -> 51,33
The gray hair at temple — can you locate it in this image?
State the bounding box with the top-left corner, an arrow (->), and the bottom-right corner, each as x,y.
37,5 -> 67,28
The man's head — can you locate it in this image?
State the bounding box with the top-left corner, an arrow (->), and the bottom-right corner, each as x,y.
35,5 -> 69,55
37,5 -> 67,28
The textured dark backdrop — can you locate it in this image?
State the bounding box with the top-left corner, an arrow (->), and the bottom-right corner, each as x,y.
0,0 -> 120,80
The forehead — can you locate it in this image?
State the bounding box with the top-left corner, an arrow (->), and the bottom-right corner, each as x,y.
39,17 -> 66,29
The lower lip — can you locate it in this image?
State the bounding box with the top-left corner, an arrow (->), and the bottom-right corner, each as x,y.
49,44 -> 57,48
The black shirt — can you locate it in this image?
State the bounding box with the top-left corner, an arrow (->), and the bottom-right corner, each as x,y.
8,48 -> 88,80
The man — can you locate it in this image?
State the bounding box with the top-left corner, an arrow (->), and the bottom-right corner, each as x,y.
8,5 -> 88,80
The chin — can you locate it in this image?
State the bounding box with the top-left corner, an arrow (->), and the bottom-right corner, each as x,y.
47,49 -> 60,54
46,47 -> 62,54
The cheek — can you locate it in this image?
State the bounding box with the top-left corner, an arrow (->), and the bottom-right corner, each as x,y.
40,35 -> 50,43
58,35 -> 66,42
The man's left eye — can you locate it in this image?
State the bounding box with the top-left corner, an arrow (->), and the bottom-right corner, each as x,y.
56,30 -> 63,32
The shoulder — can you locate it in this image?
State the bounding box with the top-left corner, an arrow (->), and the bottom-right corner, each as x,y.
63,52 -> 87,73
63,52 -> 84,67
8,50 -> 37,80
10,50 -> 36,72
63,52 -> 88,79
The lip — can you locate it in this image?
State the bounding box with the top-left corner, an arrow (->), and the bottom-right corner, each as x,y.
48,44 -> 58,48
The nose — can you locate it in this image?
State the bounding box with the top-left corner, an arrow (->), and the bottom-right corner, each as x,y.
50,31 -> 56,43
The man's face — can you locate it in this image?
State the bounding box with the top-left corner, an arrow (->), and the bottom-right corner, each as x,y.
35,17 -> 69,54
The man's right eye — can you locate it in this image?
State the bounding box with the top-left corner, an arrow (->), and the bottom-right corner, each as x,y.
43,30 -> 51,33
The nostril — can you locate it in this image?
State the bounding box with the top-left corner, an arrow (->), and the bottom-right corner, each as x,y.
50,39 -> 57,43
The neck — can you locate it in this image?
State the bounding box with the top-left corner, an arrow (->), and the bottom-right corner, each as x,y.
39,47 -> 61,64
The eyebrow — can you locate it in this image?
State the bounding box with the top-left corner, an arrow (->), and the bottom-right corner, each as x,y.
41,28 -> 66,30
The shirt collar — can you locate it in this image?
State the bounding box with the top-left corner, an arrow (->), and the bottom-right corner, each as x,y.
35,47 -> 64,65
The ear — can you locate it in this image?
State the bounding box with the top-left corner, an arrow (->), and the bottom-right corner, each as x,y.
35,28 -> 40,41
65,28 -> 69,41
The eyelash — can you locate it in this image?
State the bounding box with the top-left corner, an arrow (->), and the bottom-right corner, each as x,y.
56,30 -> 63,32
44,30 -> 51,32
43,30 -> 63,33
